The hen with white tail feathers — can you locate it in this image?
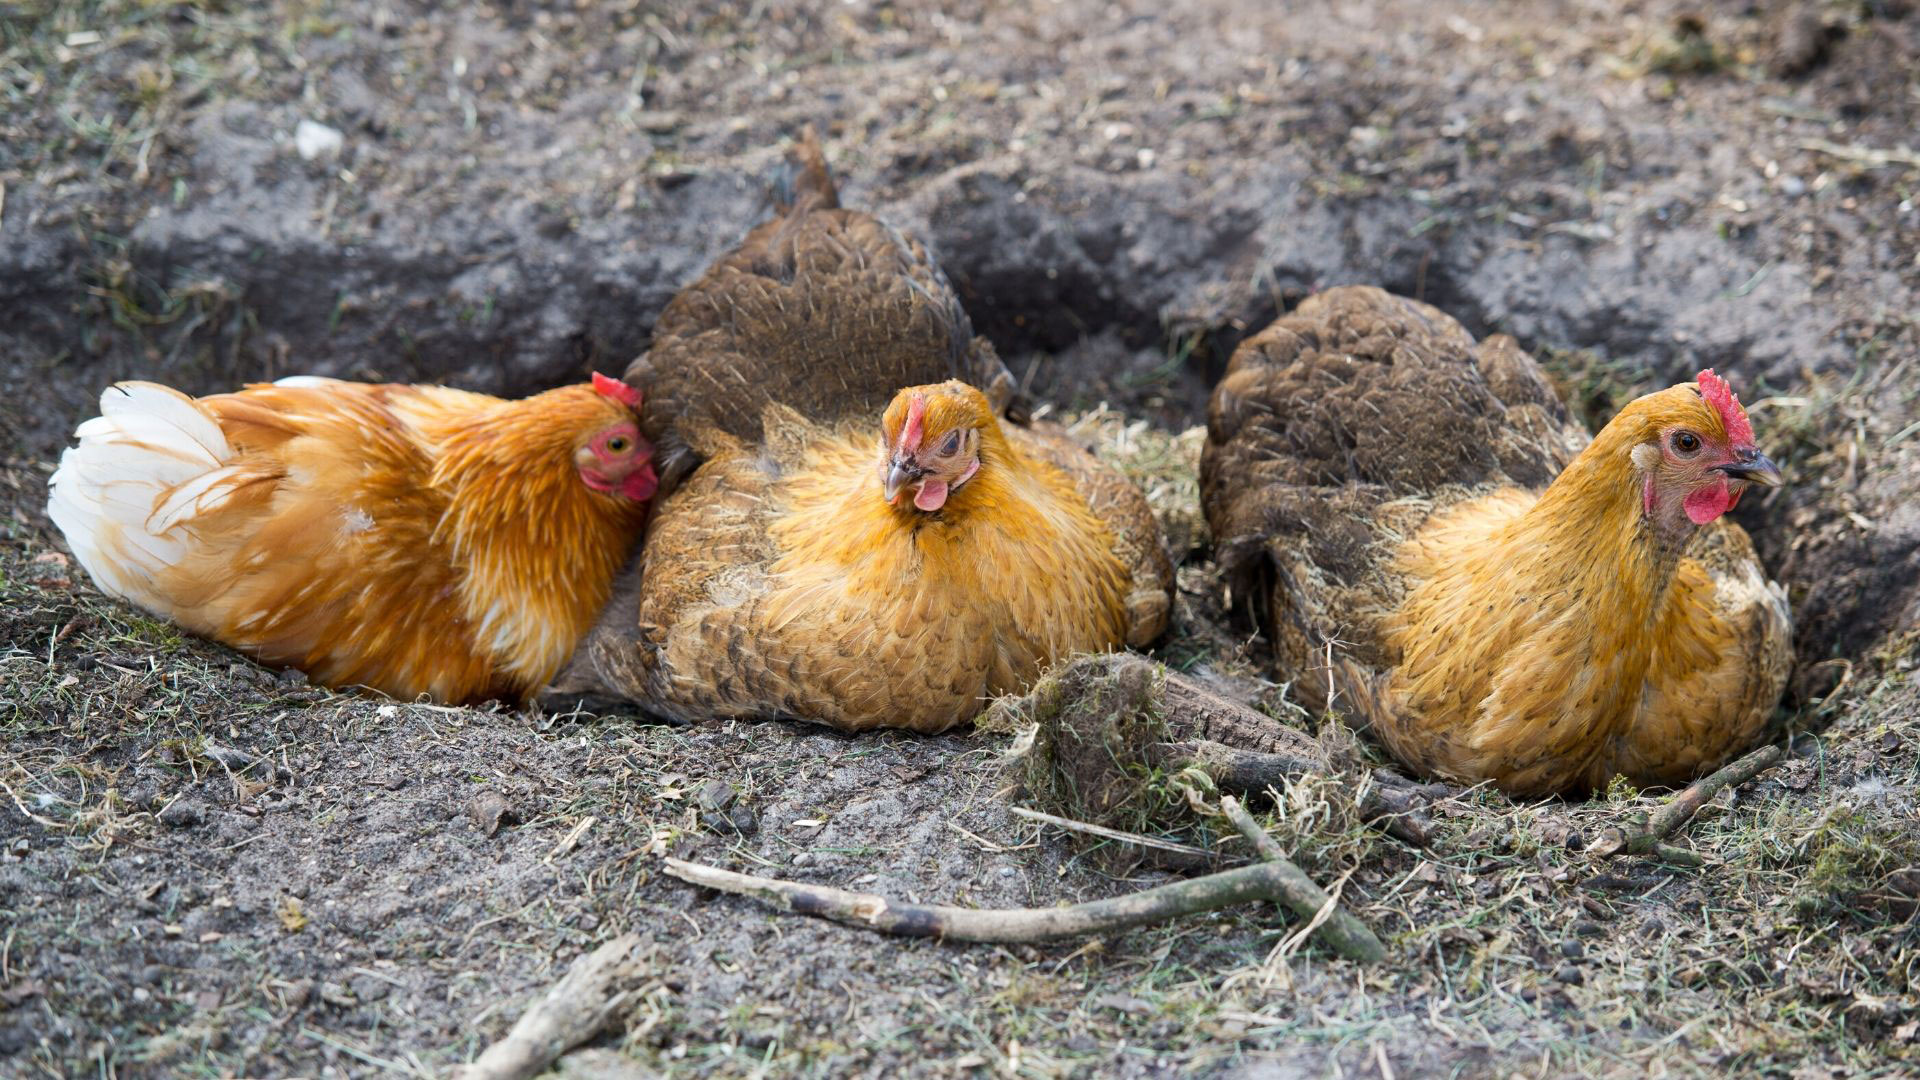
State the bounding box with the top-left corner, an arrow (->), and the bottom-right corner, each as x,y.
47,375 -> 657,704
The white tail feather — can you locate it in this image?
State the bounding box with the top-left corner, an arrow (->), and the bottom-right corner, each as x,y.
147,465 -> 254,533
98,382 -> 232,460
46,382 -> 239,608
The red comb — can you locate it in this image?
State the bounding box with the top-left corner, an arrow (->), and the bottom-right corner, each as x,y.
1696,369 -> 1754,447
592,372 -> 643,409
898,393 -> 927,454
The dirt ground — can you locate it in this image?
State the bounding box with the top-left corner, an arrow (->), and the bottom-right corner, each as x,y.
3,0 -> 1918,1077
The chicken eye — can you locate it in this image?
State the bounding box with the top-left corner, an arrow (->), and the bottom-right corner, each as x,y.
939,431 -> 963,456
1671,431 -> 1701,454
606,436 -> 631,454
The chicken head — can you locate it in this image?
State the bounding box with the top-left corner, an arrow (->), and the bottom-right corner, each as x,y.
1627,368 -> 1782,537
879,381 -> 991,512
575,373 -> 658,502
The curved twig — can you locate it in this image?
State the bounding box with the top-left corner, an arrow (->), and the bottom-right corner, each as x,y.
664,855 -> 1388,962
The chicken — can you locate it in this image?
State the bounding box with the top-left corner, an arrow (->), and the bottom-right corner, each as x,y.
627,126 -> 1016,492
551,132 -> 1173,732
47,374 -> 657,704
1201,286 -> 1791,797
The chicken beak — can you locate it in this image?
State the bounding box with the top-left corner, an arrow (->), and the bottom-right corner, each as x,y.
883,459 -> 918,504
1714,451 -> 1784,488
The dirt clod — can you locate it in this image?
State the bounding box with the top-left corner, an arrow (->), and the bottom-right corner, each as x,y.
466,790 -> 515,837
156,799 -> 207,829
1769,7 -> 1835,77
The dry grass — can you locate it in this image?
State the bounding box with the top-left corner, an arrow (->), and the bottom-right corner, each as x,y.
1061,404 -> 1210,563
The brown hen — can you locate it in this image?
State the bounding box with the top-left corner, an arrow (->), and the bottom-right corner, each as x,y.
1201,286 -> 1791,797
552,132 -> 1172,731
628,127 -> 1014,490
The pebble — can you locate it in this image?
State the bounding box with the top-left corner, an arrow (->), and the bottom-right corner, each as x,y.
723,805 -> 759,836
294,119 -> 345,161
693,779 -> 737,813
695,778 -> 757,835
348,974 -> 392,1003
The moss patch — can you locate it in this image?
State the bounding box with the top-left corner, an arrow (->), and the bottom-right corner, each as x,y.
1788,808 -> 1920,923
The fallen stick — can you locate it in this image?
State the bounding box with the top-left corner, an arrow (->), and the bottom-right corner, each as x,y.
1645,745 -> 1786,839
1592,744 -> 1786,859
1008,805 -> 1220,867
1218,795 -> 1388,963
1801,138 -> 1920,170
453,933 -> 651,1080
1218,794 -> 1290,863
663,855 -> 1388,962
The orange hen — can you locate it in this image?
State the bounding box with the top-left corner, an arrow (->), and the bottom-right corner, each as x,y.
610,380 -> 1170,732
47,374 -> 656,704
551,130 -> 1172,731
1202,287 -> 1791,797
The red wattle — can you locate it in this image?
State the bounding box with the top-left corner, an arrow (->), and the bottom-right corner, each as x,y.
1683,477 -> 1733,525
623,463 -> 658,502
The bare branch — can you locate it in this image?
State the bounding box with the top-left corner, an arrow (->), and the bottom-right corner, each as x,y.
663,856 -> 1389,962
454,934 -> 652,1080
1593,744 -> 1786,859
1218,796 -> 1388,963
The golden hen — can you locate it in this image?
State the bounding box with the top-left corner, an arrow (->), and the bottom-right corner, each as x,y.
552,132 -> 1173,732
48,374 -> 656,704
1201,287 -> 1790,797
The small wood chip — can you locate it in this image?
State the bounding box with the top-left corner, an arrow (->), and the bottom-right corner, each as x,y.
546,816 -> 596,862
467,790 -> 515,837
